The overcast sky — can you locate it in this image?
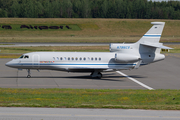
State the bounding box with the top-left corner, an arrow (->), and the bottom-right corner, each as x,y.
148,0 -> 180,2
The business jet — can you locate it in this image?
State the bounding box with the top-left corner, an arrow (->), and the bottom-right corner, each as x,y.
6,22 -> 172,78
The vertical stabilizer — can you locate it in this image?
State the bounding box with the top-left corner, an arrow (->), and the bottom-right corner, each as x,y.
137,22 -> 165,44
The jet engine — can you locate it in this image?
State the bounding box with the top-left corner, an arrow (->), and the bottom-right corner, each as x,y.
115,53 -> 140,63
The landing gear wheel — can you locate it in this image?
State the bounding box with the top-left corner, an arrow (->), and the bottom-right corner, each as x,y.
27,75 -> 31,78
97,72 -> 102,79
90,71 -> 102,79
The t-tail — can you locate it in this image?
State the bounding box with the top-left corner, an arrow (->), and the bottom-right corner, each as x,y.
137,22 -> 165,44
136,22 -> 172,49
109,22 -> 172,68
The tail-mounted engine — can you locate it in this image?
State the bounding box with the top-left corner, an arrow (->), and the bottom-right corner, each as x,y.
115,53 -> 140,63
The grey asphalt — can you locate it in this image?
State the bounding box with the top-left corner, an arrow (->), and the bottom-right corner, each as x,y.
0,53 -> 180,89
0,107 -> 180,120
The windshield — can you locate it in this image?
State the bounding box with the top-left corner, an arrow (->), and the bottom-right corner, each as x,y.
19,55 -> 24,59
24,55 -> 29,58
19,55 -> 29,59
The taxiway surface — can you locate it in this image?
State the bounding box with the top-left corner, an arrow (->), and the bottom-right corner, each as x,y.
0,53 -> 180,89
1,107 -> 180,120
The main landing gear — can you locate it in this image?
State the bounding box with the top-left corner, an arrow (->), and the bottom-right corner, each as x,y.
90,71 -> 102,79
27,69 -> 31,78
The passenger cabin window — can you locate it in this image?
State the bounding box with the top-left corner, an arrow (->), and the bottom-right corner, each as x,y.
53,56 -> 104,61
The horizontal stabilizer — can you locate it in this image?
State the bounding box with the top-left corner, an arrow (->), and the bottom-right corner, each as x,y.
141,42 -> 173,49
160,45 -> 173,49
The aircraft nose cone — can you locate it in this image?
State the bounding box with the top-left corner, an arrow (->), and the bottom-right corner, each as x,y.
5,59 -> 19,68
5,61 -> 11,67
5,60 -> 16,67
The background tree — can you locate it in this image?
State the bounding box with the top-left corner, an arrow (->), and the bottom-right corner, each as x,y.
10,0 -> 20,17
102,0 -> 108,18
34,0 -> 43,18
63,0 -> 73,18
72,0 -> 82,18
81,0 -> 91,18
0,0 -> 179,19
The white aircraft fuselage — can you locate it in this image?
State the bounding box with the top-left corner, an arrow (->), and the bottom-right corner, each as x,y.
7,52 -> 135,71
5,22 -> 172,78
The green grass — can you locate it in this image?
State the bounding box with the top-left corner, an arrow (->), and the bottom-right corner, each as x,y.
0,18 -> 180,43
0,44 -> 14,45
0,24 -> 81,31
0,88 -> 180,110
161,45 -> 180,53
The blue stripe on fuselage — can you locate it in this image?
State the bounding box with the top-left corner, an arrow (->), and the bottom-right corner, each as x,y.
21,63 -> 136,66
143,35 -> 161,37
18,63 -> 147,66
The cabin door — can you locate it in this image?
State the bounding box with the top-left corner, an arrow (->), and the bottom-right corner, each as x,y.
32,54 -> 40,68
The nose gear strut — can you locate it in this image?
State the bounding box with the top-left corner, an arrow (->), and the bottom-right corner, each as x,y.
27,69 -> 31,78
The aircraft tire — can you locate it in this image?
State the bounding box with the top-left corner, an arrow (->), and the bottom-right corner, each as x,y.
97,72 -> 102,79
27,75 -> 31,78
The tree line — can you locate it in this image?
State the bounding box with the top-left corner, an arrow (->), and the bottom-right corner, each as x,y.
0,0 -> 180,19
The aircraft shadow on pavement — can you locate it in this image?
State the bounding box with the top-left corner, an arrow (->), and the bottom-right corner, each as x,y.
1,74 -> 146,81
127,75 -> 147,79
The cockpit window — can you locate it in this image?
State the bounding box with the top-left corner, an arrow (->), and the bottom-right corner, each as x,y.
19,55 -> 29,59
19,55 -> 24,59
24,55 -> 29,58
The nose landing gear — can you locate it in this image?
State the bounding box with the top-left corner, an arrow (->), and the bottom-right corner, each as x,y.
27,69 -> 31,78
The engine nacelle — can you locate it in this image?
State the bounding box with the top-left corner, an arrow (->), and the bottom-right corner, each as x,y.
115,53 -> 140,63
